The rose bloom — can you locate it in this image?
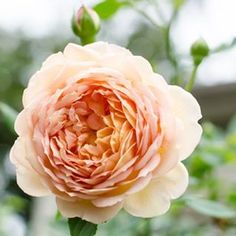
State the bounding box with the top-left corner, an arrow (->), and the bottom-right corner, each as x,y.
10,42 -> 202,224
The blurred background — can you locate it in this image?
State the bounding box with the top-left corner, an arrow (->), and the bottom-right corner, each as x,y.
0,0 -> 236,235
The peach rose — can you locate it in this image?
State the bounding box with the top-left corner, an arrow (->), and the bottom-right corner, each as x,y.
10,42 -> 202,224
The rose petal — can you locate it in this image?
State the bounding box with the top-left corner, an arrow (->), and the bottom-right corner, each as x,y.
10,42 -> 202,223
169,86 -> 202,160
92,174 -> 152,208
85,42 -> 132,57
123,162 -> 188,217
14,110 -> 31,139
42,52 -> 65,69
10,138 -> 50,197
56,197 -> 123,224
64,43 -> 98,61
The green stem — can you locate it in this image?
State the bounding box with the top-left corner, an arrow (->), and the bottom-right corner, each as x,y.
185,65 -> 199,92
148,0 -> 166,24
138,219 -> 152,236
164,26 -> 177,82
211,37 -> 236,54
135,9 -> 162,29
80,35 -> 96,46
164,11 -> 182,86
144,219 -> 152,236
131,1 -> 182,86
128,0 -> 163,29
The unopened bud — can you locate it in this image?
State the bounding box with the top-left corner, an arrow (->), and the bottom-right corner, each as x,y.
72,5 -> 100,44
191,38 -> 209,66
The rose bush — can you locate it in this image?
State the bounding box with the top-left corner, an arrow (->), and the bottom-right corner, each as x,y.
10,42 -> 202,224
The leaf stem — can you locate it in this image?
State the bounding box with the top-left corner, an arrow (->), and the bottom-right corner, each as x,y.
144,219 -> 152,236
148,0 -> 166,24
131,1 -> 182,86
211,37 -> 236,54
164,10 -> 182,85
135,9 -> 162,29
185,65 -> 199,92
81,35 -> 96,46
138,219 -> 152,236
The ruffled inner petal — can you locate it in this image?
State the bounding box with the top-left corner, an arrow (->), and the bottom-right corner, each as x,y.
30,71 -> 169,201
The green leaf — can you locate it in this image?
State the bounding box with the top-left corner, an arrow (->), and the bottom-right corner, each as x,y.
0,102 -> 17,133
172,0 -> 186,9
55,210 -> 62,221
93,0 -> 129,20
227,189 -> 236,206
68,217 -> 97,236
3,195 -> 28,213
202,121 -> 223,139
97,210 -> 142,236
185,197 -> 236,219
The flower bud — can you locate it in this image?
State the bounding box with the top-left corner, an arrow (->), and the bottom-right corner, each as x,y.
72,5 -> 100,44
191,38 -> 209,66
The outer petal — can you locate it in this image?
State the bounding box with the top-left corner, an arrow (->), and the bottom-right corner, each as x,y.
169,85 -> 202,160
64,42 -> 131,62
92,174 -> 152,208
64,43 -> 98,61
23,51 -> 95,107
41,52 -> 65,69
14,108 -> 33,136
98,51 -> 155,84
123,163 -> 188,217
10,138 -> 50,197
85,41 -> 132,57
56,198 -> 123,224
66,42 -> 159,85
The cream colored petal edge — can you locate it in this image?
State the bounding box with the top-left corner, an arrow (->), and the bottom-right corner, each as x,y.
41,52 -> 65,69
14,109 -> 31,136
10,138 -> 50,197
64,42 -> 132,62
92,174 -> 152,208
123,163 -> 188,218
56,198 -> 123,224
169,85 -> 202,160
87,54 -> 154,85
85,41 -> 132,56
22,65 -> 63,107
64,43 -> 98,61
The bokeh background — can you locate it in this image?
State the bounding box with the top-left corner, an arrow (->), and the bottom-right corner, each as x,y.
0,0 -> 236,235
